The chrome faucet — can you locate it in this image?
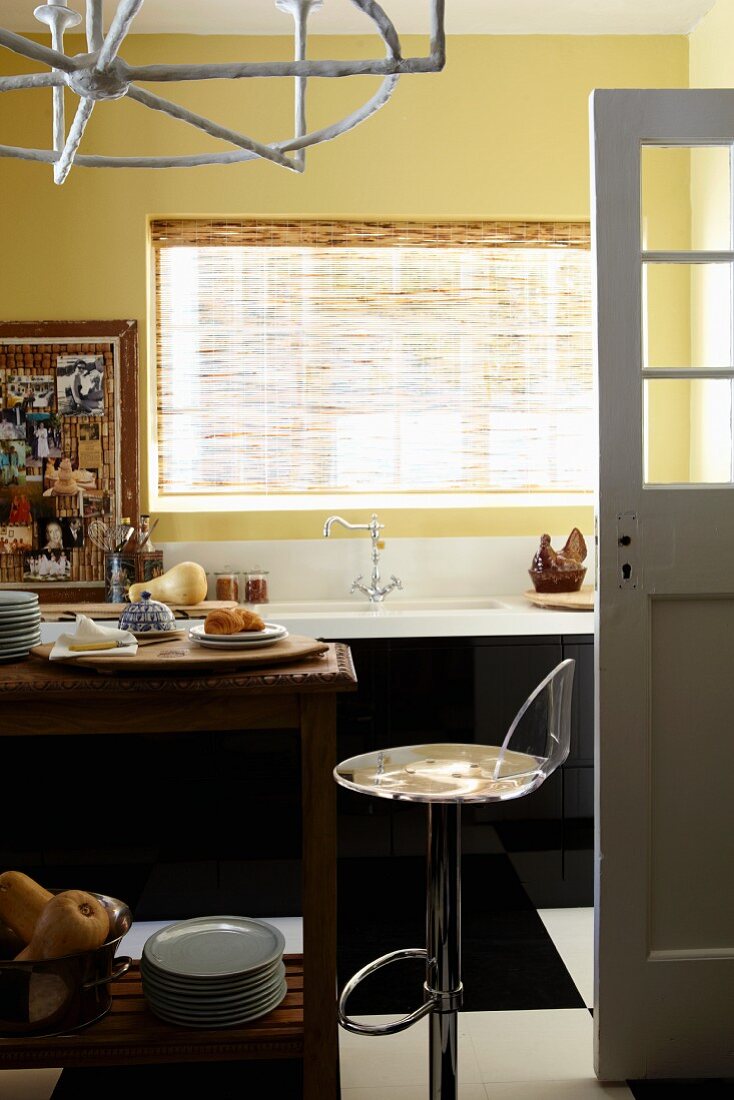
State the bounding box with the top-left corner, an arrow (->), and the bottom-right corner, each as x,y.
323,513 -> 403,603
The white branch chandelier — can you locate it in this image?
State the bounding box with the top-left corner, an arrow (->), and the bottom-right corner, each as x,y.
0,0 -> 445,184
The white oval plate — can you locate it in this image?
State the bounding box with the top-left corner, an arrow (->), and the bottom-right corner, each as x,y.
0,632 -> 41,648
140,957 -> 285,997
189,633 -> 288,652
0,610 -> 41,624
0,647 -> 35,661
142,915 -> 285,978
0,624 -> 40,642
146,980 -> 287,1027
0,591 -> 38,608
143,973 -> 286,1013
189,622 -> 286,644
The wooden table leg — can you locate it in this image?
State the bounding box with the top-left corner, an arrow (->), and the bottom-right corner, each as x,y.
300,692 -> 339,1100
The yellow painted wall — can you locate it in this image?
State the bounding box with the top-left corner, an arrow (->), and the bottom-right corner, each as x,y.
0,33 -> 688,540
690,0 -> 734,83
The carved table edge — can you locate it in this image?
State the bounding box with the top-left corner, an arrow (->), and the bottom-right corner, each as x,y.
0,643 -> 357,695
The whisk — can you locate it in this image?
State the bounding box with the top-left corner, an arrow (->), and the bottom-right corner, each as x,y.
87,520 -> 135,553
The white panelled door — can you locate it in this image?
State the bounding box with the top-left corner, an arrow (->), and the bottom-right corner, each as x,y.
592,90 -> 734,1081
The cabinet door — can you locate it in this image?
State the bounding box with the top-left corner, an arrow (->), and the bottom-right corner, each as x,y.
472,639 -> 564,747
336,640 -> 392,857
562,639 -> 594,766
388,640 -> 564,856
388,638 -> 477,745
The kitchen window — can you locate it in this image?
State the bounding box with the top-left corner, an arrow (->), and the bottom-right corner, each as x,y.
151,219 -> 593,509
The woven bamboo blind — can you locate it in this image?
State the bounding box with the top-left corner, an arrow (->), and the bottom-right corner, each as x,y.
152,220 -> 593,497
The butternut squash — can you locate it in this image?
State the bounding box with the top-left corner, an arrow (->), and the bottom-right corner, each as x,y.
0,871 -> 53,944
0,920 -> 25,958
15,890 -> 110,961
128,561 -> 207,606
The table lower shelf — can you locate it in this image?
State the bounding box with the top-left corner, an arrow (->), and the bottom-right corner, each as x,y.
0,956 -> 304,1069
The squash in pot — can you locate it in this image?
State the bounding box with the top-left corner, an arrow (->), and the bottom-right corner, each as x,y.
0,871 -> 53,944
128,561 -> 207,606
0,920 -> 26,958
15,890 -> 110,961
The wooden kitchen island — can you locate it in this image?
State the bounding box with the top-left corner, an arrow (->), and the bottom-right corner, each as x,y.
0,642 -> 357,1100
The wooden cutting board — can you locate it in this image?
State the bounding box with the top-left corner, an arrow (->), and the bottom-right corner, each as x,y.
39,601 -> 237,622
523,586 -> 595,611
31,633 -> 329,673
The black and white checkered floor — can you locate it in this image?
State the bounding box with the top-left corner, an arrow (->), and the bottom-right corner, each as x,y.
0,853 -> 730,1099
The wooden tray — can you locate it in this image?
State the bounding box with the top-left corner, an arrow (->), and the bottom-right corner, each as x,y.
39,601 -> 237,622
0,956 -> 304,1069
31,633 -> 329,673
523,586 -> 595,611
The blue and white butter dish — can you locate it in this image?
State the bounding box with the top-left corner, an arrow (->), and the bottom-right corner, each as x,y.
118,590 -> 178,635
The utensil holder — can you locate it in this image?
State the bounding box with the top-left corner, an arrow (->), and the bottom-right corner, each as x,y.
104,553 -> 136,603
135,549 -> 164,585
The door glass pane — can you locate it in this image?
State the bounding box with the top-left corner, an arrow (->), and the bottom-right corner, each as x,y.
641,145 -> 731,251
644,378 -> 732,484
643,263 -> 732,369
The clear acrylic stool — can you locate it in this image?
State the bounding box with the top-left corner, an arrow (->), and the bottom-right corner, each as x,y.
334,658 -> 575,1100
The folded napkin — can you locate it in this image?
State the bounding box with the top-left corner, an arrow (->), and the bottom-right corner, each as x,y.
49,614 -> 138,661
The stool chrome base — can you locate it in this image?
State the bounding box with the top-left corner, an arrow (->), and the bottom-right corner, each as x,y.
338,804 -> 462,1100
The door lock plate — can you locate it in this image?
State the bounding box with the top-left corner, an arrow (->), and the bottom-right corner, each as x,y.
617,512 -> 639,589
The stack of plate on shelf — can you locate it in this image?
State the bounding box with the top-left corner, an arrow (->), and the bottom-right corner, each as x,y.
141,916 -> 287,1028
188,622 -> 288,651
0,591 -> 41,662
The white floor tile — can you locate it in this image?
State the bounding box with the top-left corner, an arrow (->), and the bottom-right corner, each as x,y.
0,1069 -> 61,1100
341,1085 -> 489,1099
463,1008 -> 596,1082
119,919 -> 176,959
537,907 -> 594,1008
471,1082 -> 631,1099
339,1014 -> 482,1088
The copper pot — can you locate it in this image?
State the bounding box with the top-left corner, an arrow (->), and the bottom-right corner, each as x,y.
0,891 -> 132,1037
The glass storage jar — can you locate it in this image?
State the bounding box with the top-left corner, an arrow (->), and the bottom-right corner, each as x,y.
244,569 -> 269,604
213,569 -> 239,602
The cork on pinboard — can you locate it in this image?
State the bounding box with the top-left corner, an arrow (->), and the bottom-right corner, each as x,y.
0,322 -> 139,600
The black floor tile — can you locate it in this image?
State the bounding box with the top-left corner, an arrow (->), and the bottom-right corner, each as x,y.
337,853 -> 584,1014
26,864 -> 152,913
52,1059 -> 302,1098
134,859 -> 302,920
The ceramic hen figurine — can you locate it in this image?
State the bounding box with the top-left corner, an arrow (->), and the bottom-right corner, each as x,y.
529,528 -> 588,592
531,528 -> 587,573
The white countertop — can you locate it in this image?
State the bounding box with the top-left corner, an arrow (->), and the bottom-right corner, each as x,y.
38,595 -> 593,644
256,595 -> 594,639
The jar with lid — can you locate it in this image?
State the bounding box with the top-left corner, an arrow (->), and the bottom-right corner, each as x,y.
213,569 -> 239,602
244,568 -> 269,604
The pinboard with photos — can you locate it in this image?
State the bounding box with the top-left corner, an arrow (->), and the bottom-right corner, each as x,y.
0,321 -> 139,602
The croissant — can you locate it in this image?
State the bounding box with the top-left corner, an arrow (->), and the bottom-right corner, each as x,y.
203,607 -> 267,635
204,608 -> 246,635
237,608 -> 266,632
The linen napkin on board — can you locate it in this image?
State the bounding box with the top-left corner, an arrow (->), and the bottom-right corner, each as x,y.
49,614 -> 138,660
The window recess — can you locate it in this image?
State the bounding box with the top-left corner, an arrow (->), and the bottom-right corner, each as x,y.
151,219 -> 593,503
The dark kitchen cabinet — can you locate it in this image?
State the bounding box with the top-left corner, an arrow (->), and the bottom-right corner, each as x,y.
338,634 -> 594,905
0,634 -> 594,913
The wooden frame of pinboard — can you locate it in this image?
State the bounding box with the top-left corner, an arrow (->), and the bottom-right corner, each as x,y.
0,319 -> 139,603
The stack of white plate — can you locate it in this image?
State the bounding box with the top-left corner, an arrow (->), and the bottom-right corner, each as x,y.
141,916 -> 287,1028
188,622 -> 288,651
0,591 -> 41,662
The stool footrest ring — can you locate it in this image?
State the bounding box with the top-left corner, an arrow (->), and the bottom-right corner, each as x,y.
338,947 -> 434,1036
